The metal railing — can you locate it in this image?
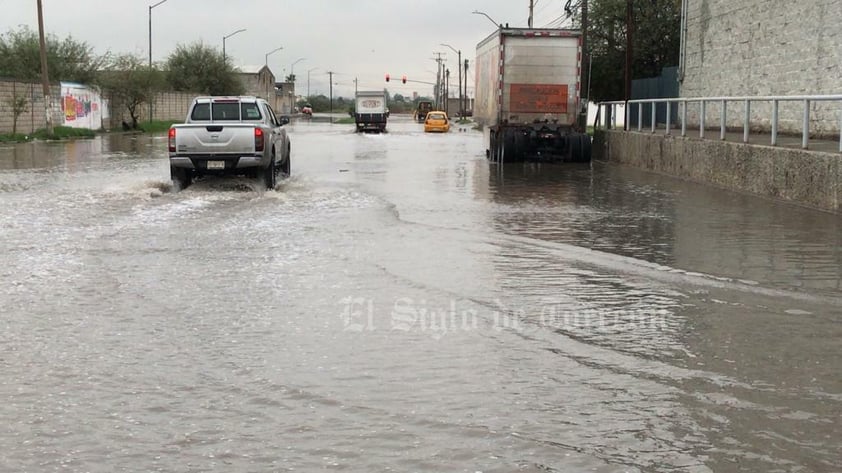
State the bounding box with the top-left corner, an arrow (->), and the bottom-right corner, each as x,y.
597,95 -> 842,152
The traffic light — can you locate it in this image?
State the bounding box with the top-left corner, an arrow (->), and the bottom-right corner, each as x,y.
402,75 -> 407,84
385,73 -> 390,82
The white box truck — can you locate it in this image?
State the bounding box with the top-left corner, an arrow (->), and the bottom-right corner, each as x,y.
475,27 -> 591,162
354,91 -> 388,133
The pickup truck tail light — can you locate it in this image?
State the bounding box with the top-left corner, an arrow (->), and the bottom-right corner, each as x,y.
254,127 -> 264,152
168,127 -> 176,152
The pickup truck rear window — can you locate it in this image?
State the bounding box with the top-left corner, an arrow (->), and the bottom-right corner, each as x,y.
190,102 -> 263,121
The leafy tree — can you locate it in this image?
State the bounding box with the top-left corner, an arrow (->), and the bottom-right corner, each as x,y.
6,93 -> 28,135
299,94 -> 352,113
165,42 -> 244,96
577,0 -> 680,102
98,53 -> 164,129
0,26 -> 105,83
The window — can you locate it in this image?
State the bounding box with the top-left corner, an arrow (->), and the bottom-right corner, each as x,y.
191,103 -> 211,121
190,102 -> 263,121
265,105 -> 279,126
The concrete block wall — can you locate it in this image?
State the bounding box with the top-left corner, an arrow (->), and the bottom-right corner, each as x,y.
594,129 -> 840,212
681,0 -> 842,135
0,79 -> 62,134
0,78 -> 199,132
105,90 -> 198,129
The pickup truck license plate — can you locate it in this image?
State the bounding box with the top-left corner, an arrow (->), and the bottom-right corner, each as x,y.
207,161 -> 225,170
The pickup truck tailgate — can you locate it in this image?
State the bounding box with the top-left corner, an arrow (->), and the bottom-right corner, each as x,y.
173,123 -> 257,155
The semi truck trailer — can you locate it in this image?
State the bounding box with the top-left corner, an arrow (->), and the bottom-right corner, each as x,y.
474,27 -> 591,163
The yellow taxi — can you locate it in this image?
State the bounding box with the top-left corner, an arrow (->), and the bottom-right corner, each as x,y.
424,111 -> 450,133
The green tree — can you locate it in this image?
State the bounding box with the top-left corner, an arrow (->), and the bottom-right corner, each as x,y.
165,42 -> 244,96
6,93 -> 28,135
581,0 -> 680,102
0,26 -> 105,83
300,94 -> 352,113
98,53 -> 164,129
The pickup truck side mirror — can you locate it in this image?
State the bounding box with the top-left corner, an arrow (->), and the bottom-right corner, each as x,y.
278,116 -> 290,126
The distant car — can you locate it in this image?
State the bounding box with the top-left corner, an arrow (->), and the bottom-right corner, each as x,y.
301,104 -> 313,116
424,111 -> 450,133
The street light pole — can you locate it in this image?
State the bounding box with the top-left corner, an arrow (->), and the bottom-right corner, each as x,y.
148,0 -> 169,124
441,43 -> 462,118
222,28 -> 246,63
265,46 -> 283,66
472,10 -> 500,29
289,57 -> 306,82
307,67 -> 318,98
264,47 -> 283,104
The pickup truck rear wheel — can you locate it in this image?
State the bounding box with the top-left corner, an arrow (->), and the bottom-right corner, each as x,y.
259,155 -> 276,190
281,145 -> 291,177
170,166 -> 191,191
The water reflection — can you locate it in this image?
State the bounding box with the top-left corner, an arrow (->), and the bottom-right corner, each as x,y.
485,162 -> 678,266
482,162 -> 842,294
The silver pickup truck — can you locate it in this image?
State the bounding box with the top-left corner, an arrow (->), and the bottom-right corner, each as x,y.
168,96 -> 291,190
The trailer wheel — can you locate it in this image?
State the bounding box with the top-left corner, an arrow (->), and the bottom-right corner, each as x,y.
567,133 -> 592,163
568,134 -> 581,162
580,134 -> 592,162
502,129 -> 518,162
488,131 -> 498,162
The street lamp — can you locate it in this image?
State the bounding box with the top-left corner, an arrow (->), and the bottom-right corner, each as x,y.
265,46 -> 283,66
441,43 -> 463,118
289,57 -> 306,81
148,0 -> 170,123
472,10 -> 500,29
264,47 -> 283,103
307,67 -> 318,98
222,28 -> 246,62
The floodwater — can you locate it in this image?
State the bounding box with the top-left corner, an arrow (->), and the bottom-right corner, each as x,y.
1,116 -> 840,472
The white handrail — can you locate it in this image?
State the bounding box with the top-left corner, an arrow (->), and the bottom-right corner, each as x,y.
597,94 -> 842,151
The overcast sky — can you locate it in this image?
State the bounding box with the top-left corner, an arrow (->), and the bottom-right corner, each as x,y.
1,0 -> 575,98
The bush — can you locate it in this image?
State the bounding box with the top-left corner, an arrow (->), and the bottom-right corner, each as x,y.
0,126 -> 96,142
32,126 -> 96,140
0,133 -> 31,143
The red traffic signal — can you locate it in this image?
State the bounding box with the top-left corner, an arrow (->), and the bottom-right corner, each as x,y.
402,75 -> 407,84
385,73 -> 390,82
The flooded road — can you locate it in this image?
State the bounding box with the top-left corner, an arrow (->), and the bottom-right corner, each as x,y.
1,116 -> 840,472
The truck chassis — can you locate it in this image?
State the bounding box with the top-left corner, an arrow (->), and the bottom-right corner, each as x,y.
487,122 -> 591,163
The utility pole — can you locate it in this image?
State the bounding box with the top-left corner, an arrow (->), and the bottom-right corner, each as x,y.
433,52 -> 445,109
579,0 -> 590,130
354,77 -> 358,95
36,0 -> 52,134
441,44 -> 462,117
327,71 -> 334,122
463,59 -> 469,117
456,50 -> 462,117
528,0 -> 534,28
625,0 -> 633,103
148,0 -> 169,124
445,69 -> 450,115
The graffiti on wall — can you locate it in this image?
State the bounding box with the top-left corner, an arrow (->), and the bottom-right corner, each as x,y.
60,82 -> 107,130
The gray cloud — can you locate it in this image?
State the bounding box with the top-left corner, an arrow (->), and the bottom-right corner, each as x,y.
1,0 -> 574,97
